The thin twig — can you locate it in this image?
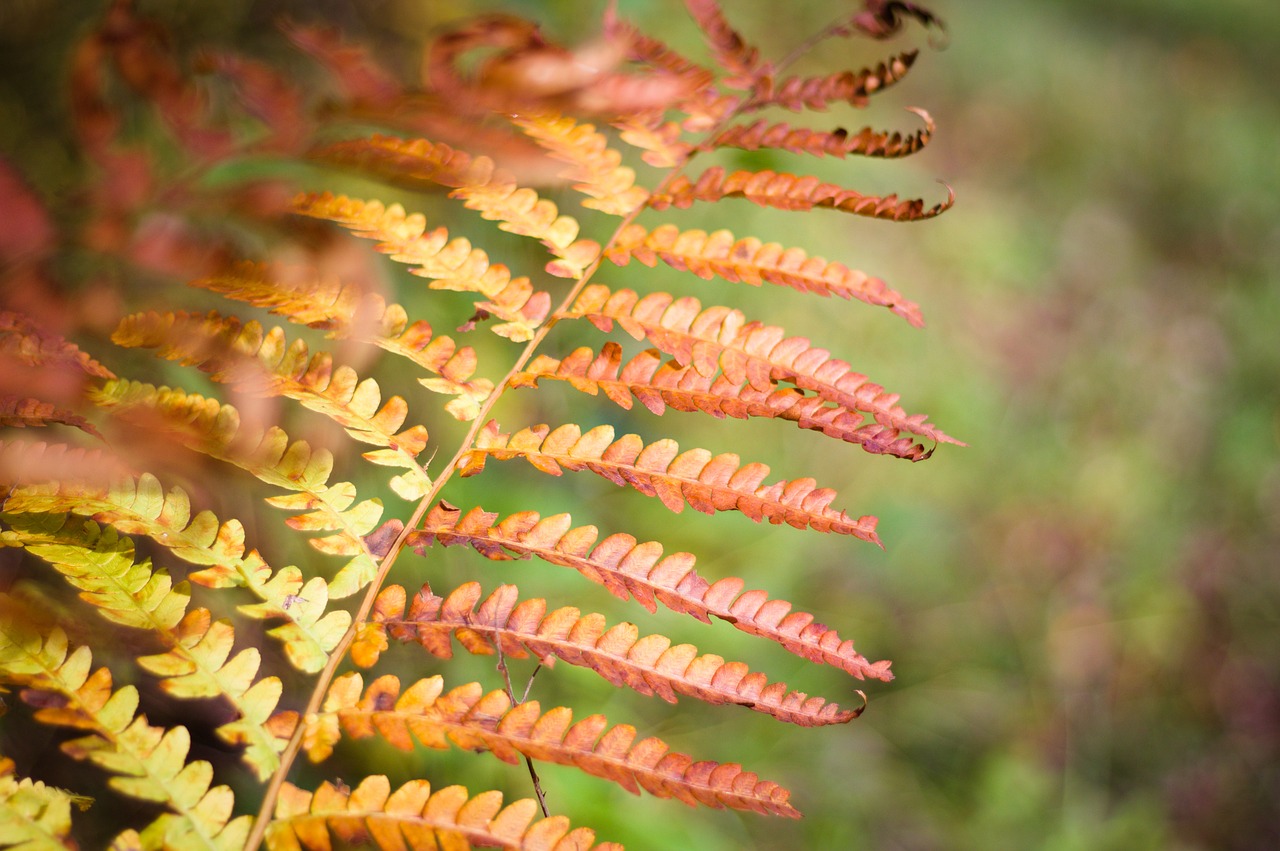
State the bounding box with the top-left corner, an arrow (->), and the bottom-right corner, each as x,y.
493,635 -> 549,817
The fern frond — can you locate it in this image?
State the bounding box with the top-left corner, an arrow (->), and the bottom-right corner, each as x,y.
0,396 -> 102,439
406,502 -> 893,681
509,114 -> 650,215
0,517 -> 287,778
566,286 -> 960,444
0,765 -> 77,850
0,311 -> 115,381
684,0 -> 761,88
461,421 -> 880,543
514,344 -> 932,460
190,262 -> 493,418
293,192 -> 552,342
650,164 -> 953,221
312,137 -> 602,278
0,624 -> 251,849
299,673 -> 801,817
365,581 -> 859,726
2,515 -> 190,633
604,225 -> 922,323
89,380 -> 381,602
753,51 -> 918,112
267,775 -> 622,851
111,311 -> 432,499
709,107 -> 934,159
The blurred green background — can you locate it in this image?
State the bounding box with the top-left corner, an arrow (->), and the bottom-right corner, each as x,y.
2,1 -> 1278,849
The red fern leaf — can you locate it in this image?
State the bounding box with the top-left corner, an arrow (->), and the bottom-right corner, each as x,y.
709,107 -> 934,159
650,164 -> 953,221
515,344 -> 931,460
402,502 -> 893,682
566,286 -> 961,446
459,421 -> 881,544
605,222 -> 921,322
367,581 -> 862,726
302,672 -> 802,817
684,0 -> 761,88
754,50 -> 918,112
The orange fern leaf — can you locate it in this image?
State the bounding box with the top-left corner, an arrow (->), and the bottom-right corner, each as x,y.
397,502 -> 892,681
313,138 -> 601,278
709,107 -> 935,159
650,163 -> 954,221
366,581 -> 861,726
111,311 -> 432,499
0,311 -> 115,381
513,344 -> 931,460
292,192 -> 553,341
753,50 -> 918,112
299,672 -> 801,817
566,286 -> 961,445
604,223 -> 921,323
0,396 -> 102,439
190,262 -> 493,418
459,421 -> 881,544
509,114 -> 649,215
268,775 -> 622,851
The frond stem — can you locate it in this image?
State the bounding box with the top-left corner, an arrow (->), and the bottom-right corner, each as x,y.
246,44 -> 797,851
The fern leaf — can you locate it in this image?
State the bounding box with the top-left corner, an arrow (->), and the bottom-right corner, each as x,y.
293,192 -> 552,342
0,767 -> 77,850
509,114 -> 649,215
604,224 -> 923,324
754,50 -> 918,112
650,163 -> 953,221
0,624 -> 251,850
685,0 -> 761,89
111,311 -> 432,499
709,107 -> 934,159
460,421 -> 882,544
566,286 -> 960,444
3,515 -> 190,633
0,396 -> 102,439
406,502 -> 893,681
0,311 -> 115,381
0,517 -> 287,778
367,581 -> 860,726
89,380 -> 380,602
189,262 -> 493,418
313,137 -> 602,278
3,434 -> 349,673
514,344 -> 932,460
267,775 -> 622,851
299,673 -> 801,818
0,439 -> 131,491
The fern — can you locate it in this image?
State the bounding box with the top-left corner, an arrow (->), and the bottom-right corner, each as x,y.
1,2 -> 955,848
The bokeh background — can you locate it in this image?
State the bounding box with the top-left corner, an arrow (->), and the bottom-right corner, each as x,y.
2,1 -> 1278,849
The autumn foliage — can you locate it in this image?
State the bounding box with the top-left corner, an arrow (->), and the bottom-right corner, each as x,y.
0,1 -> 952,848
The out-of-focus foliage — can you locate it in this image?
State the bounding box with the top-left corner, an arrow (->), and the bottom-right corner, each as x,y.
1,0 -> 1277,849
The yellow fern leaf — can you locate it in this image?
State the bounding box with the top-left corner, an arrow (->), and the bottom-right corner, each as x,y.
0,624 -> 251,849
110,312 -> 432,499
191,262 -> 493,418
